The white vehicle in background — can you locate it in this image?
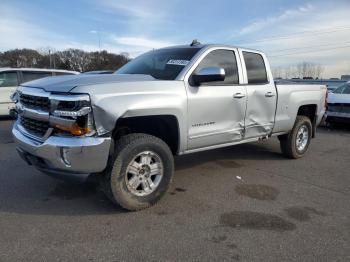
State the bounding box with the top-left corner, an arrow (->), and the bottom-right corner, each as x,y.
326,81 -> 350,124
0,68 -> 79,117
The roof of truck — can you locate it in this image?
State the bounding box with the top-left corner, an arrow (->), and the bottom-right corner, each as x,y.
160,43 -> 262,54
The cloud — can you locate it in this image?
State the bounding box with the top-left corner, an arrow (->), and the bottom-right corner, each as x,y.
233,2 -> 350,78
0,5 -> 64,50
106,36 -> 176,57
99,0 -> 154,19
236,4 -> 314,36
0,3 -> 166,57
111,36 -> 174,49
96,0 -> 171,24
95,0 -> 176,36
0,4 -> 103,52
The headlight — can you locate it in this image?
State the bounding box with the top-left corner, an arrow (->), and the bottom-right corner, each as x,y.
49,94 -> 96,136
53,107 -> 91,117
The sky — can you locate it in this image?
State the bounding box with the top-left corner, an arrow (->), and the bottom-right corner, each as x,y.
1,0 -> 350,78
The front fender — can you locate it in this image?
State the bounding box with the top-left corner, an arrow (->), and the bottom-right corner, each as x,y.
72,80 -> 188,153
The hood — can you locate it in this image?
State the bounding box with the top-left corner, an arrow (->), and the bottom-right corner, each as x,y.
21,74 -> 156,93
328,93 -> 350,104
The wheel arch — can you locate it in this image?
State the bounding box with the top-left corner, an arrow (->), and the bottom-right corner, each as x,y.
111,114 -> 181,155
297,104 -> 317,137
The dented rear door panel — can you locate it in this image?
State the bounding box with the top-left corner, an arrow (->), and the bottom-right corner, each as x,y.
238,49 -> 277,139
244,84 -> 277,138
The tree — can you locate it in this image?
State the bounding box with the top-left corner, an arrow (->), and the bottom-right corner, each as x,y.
0,48 -> 130,72
0,49 -> 42,67
271,62 -> 324,79
296,62 -> 324,79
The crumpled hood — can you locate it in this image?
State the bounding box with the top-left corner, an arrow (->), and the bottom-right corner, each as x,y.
328,93 -> 350,104
21,74 -> 156,92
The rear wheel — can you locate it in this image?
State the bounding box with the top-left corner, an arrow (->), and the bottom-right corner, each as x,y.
279,116 -> 312,159
102,133 -> 174,211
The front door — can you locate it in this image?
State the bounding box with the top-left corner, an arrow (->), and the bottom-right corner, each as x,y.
186,49 -> 247,150
0,71 -> 18,115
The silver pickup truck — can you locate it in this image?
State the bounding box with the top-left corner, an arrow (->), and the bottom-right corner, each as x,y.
12,43 -> 327,210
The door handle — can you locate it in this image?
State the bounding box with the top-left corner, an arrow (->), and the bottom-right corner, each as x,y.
265,92 -> 275,97
233,93 -> 245,99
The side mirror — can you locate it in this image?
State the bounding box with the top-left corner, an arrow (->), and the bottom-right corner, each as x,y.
192,67 -> 225,86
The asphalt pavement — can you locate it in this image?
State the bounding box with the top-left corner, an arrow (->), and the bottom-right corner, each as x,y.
0,119 -> 349,261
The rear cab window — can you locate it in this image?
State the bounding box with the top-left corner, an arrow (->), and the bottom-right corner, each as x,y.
243,52 -> 268,84
0,71 -> 19,87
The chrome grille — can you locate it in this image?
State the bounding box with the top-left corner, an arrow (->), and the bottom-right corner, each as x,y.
20,94 -> 50,111
20,116 -> 50,137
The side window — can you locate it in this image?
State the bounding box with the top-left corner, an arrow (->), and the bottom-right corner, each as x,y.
0,72 -> 18,87
193,49 -> 239,85
22,71 -> 52,83
243,52 -> 268,84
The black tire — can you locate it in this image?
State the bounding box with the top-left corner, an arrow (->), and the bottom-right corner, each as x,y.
102,133 -> 174,211
279,116 -> 312,159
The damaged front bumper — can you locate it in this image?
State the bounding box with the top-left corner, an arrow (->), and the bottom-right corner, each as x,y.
13,123 -> 111,180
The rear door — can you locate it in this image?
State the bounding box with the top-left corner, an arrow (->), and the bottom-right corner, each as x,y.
185,48 -> 247,150
0,71 -> 19,115
239,50 -> 277,138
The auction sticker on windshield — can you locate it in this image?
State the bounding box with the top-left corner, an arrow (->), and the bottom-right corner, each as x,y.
167,60 -> 190,66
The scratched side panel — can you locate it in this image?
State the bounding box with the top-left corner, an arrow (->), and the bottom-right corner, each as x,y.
244,85 -> 276,138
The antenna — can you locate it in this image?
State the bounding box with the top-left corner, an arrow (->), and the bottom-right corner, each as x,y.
190,39 -> 201,46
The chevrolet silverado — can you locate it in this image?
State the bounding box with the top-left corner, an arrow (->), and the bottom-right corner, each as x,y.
12,42 -> 327,210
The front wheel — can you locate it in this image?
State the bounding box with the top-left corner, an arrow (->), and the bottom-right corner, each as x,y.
279,116 -> 312,159
103,133 -> 174,211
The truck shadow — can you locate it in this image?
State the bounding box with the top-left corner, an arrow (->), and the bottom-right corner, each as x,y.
175,141 -> 284,171
1,117 -> 347,217
0,175 -> 123,216
0,151 -> 124,216
1,122 -> 336,216
0,141 -> 285,217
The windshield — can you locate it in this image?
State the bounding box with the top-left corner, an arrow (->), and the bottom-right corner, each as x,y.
116,48 -> 201,80
333,83 -> 350,94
